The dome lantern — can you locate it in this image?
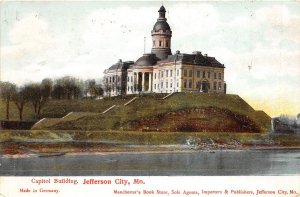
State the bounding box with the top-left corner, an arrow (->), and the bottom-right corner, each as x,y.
151,5 -> 172,60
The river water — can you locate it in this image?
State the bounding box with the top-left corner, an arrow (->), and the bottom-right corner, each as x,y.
0,149 -> 299,176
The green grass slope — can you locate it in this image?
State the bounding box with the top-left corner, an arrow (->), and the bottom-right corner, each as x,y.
35,93 -> 271,132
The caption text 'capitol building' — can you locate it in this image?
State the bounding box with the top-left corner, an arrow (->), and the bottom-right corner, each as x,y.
103,5 -> 226,96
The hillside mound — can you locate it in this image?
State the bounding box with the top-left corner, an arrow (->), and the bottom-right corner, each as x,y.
32,93 -> 270,132
122,106 -> 260,132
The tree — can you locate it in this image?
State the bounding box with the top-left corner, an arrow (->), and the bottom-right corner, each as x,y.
41,78 -> 53,99
52,76 -> 83,99
12,86 -> 28,120
84,79 -> 104,98
87,79 -> 97,97
95,84 -> 104,97
103,82 -> 112,97
0,81 -> 16,120
24,83 -> 49,117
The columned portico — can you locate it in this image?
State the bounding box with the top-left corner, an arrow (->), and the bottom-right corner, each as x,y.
127,69 -> 154,94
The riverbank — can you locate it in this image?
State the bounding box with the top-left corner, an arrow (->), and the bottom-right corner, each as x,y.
1,140 -> 299,158
1,130 -> 299,157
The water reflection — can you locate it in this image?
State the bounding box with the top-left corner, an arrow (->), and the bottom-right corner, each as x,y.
0,149 -> 299,176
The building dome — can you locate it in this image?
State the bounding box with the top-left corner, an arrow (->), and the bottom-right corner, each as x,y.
135,54 -> 158,66
153,5 -> 170,32
153,21 -> 171,32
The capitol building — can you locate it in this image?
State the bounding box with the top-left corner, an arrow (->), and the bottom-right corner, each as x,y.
103,5 -> 226,96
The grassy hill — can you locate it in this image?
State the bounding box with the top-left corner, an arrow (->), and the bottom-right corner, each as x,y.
14,93 -> 271,132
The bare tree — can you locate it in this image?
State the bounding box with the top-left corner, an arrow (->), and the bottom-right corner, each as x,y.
24,83 -> 50,117
12,86 -> 28,120
0,81 -> 16,120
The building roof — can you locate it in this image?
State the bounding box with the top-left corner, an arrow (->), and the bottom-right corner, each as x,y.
108,60 -> 134,70
160,51 -> 225,68
153,20 -> 171,32
158,5 -> 166,12
153,5 -> 171,32
134,53 -> 158,67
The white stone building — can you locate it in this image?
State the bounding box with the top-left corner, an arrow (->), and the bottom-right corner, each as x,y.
103,5 -> 226,96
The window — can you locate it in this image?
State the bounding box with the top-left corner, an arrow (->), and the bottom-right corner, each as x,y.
154,84 -> 156,89
213,82 -> 217,90
208,72 -> 210,79
184,69 -> 187,77
203,71 -> 205,78
131,76 -> 133,82
218,73 -> 222,80
189,70 -> 192,77
188,80 -> 192,88
218,82 -> 222,90
153,41 -> 155,46
131,86 -> 133,91
170,83 -> 173,88
161,71 -> 163,78
106,78 -> 108,83
159,40 -> 162,47
166,82 -> 168,88
161,82 -> 163,88
112,76 -> 115,83
166,41 -> 169,47
197,71 -> 200,78
127,77 -> 129,82
177,69 -> 179,76
166,70 -> 168,77
177,82 -> 179,87
128,86 -> 129,91
214,73 -> 217,79
184,80 -> 187,88
170,70 -> 173,77
109,77 -> 111,83
154,73 -> 156,79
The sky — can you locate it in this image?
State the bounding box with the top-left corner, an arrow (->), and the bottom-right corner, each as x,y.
0,1 -> 299,117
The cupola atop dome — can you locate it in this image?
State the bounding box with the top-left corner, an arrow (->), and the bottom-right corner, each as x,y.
153,5 -> 170,32
158,5 -> 166,19
151,5 -> 172,60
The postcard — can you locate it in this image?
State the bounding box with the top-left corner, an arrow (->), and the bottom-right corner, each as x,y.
0,1 -> 299,196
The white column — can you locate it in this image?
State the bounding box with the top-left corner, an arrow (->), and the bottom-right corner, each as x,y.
132,72 -> 139,93
149,73 -> 152,92
142,72 -> 145,92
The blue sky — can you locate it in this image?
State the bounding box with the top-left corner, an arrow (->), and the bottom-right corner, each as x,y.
1,1 -> 299,116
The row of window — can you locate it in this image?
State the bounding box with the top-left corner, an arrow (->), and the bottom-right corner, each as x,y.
105,76 -> 120,83
123,70 -> 223,84
153,81 -> 179,90
182,80 -> 222,90
153,69 -> 222,80
126,81 -> 222,92
153,40 -> 169,48
184,69 -> 222,79
154,69 -> 180,79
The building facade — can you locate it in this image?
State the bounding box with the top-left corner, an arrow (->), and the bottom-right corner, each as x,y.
103,5 -> 226,96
